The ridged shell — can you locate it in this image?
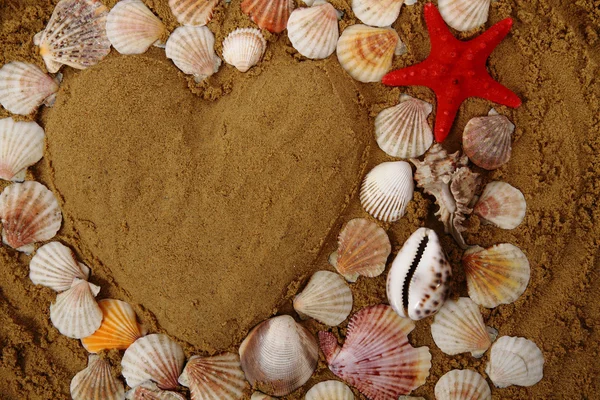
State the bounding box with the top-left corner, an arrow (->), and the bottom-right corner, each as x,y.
431,297 -> 497,357
0,181 -> 62,254
34,0 -> 111,73
82,299 -> 146,353
0,62 -> 59,116
178,353 -> 248,400
329,218 -> 391,282
462,244 -> 530,308
474,181 -> 526,229
351,0 -> 404,27
107,0 -> 167,55
375,94 -> 433,159
241,0 -> 294,33
71,354 -> 125,400
434,369 -> 491,400
438,0 -> 491,32
463,109 -> 514,170
485,336 -> 544,388
0,117 -> 45,182
336,25 -> 399,83
305,380 -> 354,400
126,381 -> 186,400
293,271 -> 353,326
122,334 -> 185,390
387,228 -> 452,320
29,241 -> 90,292
50,278 -> 102,339
359,161 -> 414,223
222,28 -> 266,72
287,2 -> 339,59
169,0 -> 219,26
165,26 -> 221,82
239,315 -> 318,396
319,305 -> 431,399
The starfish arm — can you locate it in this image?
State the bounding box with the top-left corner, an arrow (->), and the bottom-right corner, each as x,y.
424,3 -> 461,54
471,73 -> 522,108
433,91 -> 464,142
381,60 -> 436,88
470,18 -> 513,61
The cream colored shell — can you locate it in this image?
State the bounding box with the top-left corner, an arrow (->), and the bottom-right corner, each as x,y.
287,1 -> 339,59
0,62 -> 59,116
0,117 -> 45,182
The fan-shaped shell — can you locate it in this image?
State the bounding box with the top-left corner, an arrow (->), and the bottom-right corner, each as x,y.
305,380 -> 354,400
165,26 -> 221,82
351,0 -> 404,27
359,161 -> 414,223
287,1 -> 339,59
0,117 -> 45,182
122,334 -> 186,390
319,305 -> 431,399
336,25 -> 399,83
463,109 -> 514,170
71,354 -> 125,400
29,242 -> 90,292
0,62 -> 59,116
474,181 -> 526,229
34,0 -> 111,73
293,271 -> 353,326
435,369 -> 491,400
438,0 -> 491,32
485,336 -> 544,388
178,353 -> 248,400
50,278 -> 102,339
241,0 -> 294,33
222,28 -> 267,72
126,381 -> 186,400
107,0 -> 167,55
0,181 -> 62,254
169,0 -> 219,26
239,315 -> 318,396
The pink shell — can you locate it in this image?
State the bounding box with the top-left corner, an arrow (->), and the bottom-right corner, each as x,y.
241,0 -> 294,33
473,181 -> 526,229
463,109 -> 514,170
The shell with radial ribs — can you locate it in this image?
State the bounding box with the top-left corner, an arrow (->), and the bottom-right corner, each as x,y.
463,244 -> 530,308
0,181 -> 62,254
387,228 -> 451,320
438,0 -> 491,32
34,0 -> 111,73
241,0 -> 294,33
178,353 -> 248,400
293,271 -> 353,326
287,1 -> 339,59
70,355 -> 125,400
126,381 -> 186,399
359,161 -> 414,223
165,26 -> 221,82
435,369 -> 491,400
29,242 -> 90,292
222,28 -> 267,72
0,62 -> 59,116
352,0 -> 404,27
486,336 -> 544,388
0,117 -> 45,182
50,278 -> 103,338
239,315 -> 318,396
474,181 -> 526,229
169,0 -> 219,26
463,109 -> 515,170
375,94 -> 433,159
122,334 -> 185,390
319,305 -> 431,399
305,380 -> 354,400
329,218 -> 391,282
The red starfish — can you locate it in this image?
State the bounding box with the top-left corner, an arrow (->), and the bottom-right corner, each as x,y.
382,3 -> 521,142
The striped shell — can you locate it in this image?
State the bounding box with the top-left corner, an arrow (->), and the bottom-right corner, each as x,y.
0,62 -> 59,116
222,28 -> 267,72
107,0 -> 167,55
169,0 -> 219,26
305,380 -> 354,400
438,0 -> 491,32
351,0 -> 404,27
434,369 -> 491,400
50,278 -> 103,339
486,336 -> 544,388
165,26 -> 221,82
0,117 -> 45,182
29,241 -> 90,292
241,0 -> 294,33
178,353 -> 248,400
287,1 -> 339,59
70,355 -> 125,400
463,109 -> 514,170
293,271 -> 353,326
126,381 -> 186,399
474,181 -> 526,229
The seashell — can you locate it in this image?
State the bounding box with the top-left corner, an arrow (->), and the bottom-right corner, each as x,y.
463,109 -> 514,170
50,278 -> 102,339
462,244 -> 530,308
438,0 -> 491,32
329,218 -> 391,282
165,26 -> 221,82
222,28 -> 267,73
473,181 -> 526,229
431,297 -> 497,357
351,0 -> 404,27
375,94 -> 433,159
319,304 -> 431,399
70,354 -> 125,400
122,334 -> 185,390
126,381 -> 186,400
34,0 -> 111,73
0,181 -> 62,254
178,353 -> 248,400
305,380 -> 354,400
250,392 -> 275,399
169,0 -> 219,26
287,1 -> 339,59
239,315 -> 318,396
107,0 -> 167,55
29,241 -> 90,292
82,298 -> 146,353
359,161 -> 414,223
435,369 -> 491,400
0,62 -> 59,115
241,0 -> 294,33
485,336 -> 544,388
336,25 -> 399,83
398,397 -> 425,400
386,227 -> 452,320
293,271 -> 353,326
0,117 -> 45,182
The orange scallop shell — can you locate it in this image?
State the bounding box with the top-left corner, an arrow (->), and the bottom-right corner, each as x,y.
241,0 -> 294,33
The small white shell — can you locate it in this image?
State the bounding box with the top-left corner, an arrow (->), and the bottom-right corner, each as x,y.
126,381 -> 186,400
178,353 -> 248,400
250,392 -> 275,400
165,26 -> 221,82
287,1 -> 339,59
29,242 -> 90,292
222,28 -> 267,73
0,117 -> 45,182
351,0 -> 404,27
0,62 -> 59,116
474,181 -> 526,229
70,354 -> 125,400
463,109 -> 514,170
169,0 -> 219,26
107,0 -> 167,55
434,369 -> 491,400
305,380 -> 354,400
293,271 -> 353,326
359,161 -> 414,223
438,0 -> 491,32
486,336 -> 544,388
50,278 -> 102,339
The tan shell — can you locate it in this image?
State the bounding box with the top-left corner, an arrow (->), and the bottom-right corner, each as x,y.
0,62 -> 59,116
107,0 -> 167,55
70,355 -> 125,400
0,117 -> 45,182
287,1 -> 339,59
293,271 -> 353,326
126,381 -> 186,399
438,0 -> 491,32
305,380 -> 354,400
169,0 -> 219,26
241,0 -> 295,33
474,181 -> 526,229
165,26 -> 221,82
29,241 -> 90,292
250,392 -> 276,399
463,109 -> 515,170
222,28 -> 267,72
50,278 -> 103,339
178,353 -> 248,400
351,0 -> 404,27
435,369 -> 491,400
486,336 -> 544,388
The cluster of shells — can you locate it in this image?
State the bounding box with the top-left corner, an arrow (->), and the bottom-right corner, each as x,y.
0,0 -> 545,399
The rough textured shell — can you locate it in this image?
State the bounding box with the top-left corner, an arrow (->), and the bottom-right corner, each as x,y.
305,380 -> 354,400
375,94 -> 433,159
293,271 -> 353,326
360,161 -> 414,223
29,241 -> 90,292
386,228 -> 451,320
241,0 -> 294,33
287,2 -> 339,59
222,28 -> 266,72
126,381 -> 186,400
165,26 -> 221,82
486,336 -> 544,388
438,0 -> 491,32
434,369 -> 491,400
336,25 -> 399,83
474,181 -> 526,229
178,353 -> 248,400
169,0 -> 219,26
35,0 -> 111,73
0,62 -> 59,115
351,0 -> 404,27
239,315 -> 318,396
107,0 -> 166,55
0,118 -> 45,182
71,354 -> 125,400
319,305 -> 431,399
463,109 -> 514,170
50,278 -> 102,339
122,334 -> 186,390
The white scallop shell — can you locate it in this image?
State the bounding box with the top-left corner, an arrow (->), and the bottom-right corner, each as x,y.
29,242 -> 90,292
178,353 -> 248,400
126,381 -> 186,400
359,161 -> 414,223
169,0 -> 219,26
375,94 -> 433,159
165,26 -> 221,82
293,271 -> 353,326
438,0 -> 491,32
463,109 -> 514,170
0,117 -> 45,182
485,336 -> 544,388
107,0 -> 167,55
50,278 -> 102,339
0,62 -> 59,115
474,181 -> 526,229
351,0 -> 404,27
222,28 -> 267,73
287,1 -> 339,59
434,369 -> 491,400
305,380 -> 354,400
70,354 -> 125,400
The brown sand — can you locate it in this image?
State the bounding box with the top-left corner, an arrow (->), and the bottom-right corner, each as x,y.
1,0 -> 599,399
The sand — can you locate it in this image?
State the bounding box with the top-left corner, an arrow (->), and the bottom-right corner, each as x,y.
0,0 -> 599,399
